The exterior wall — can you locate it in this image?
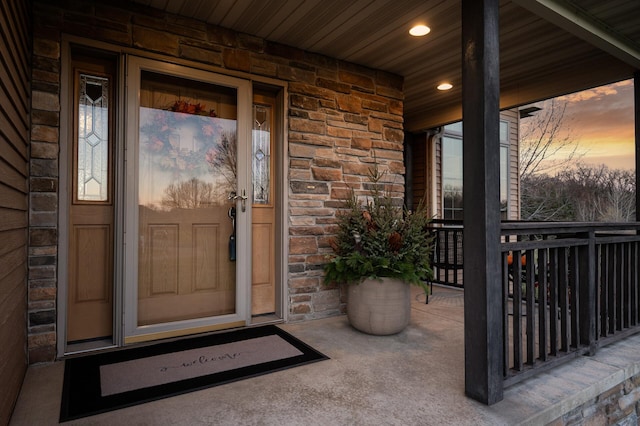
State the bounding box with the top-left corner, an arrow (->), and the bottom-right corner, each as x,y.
501,109 -> 520,219
0,0 -> 31,422
549,373 -> 640,425
29,0 -> 404,361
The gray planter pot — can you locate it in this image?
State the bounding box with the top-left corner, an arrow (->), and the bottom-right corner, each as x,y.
347,277 -> 411,335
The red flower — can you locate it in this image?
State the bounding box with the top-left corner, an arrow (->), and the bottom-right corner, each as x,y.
389,232 -> 402,252
363,210 -> 372,223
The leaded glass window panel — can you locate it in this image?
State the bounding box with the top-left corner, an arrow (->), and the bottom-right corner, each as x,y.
252,104 -> 271,204
77,74 -> 109,201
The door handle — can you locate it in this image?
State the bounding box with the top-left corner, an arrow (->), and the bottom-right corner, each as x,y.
228,190 -> 248,212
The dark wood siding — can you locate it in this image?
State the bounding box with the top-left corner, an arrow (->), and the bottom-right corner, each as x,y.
0,0 -> 30,423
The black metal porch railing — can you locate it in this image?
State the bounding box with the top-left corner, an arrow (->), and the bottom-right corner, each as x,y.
426,220 -> 464,300
425,220 -> 640,387
501,222 -> 640,386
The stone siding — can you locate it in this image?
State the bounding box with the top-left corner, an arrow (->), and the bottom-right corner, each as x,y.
29,0 -> 404,361
547,372 -> 640,425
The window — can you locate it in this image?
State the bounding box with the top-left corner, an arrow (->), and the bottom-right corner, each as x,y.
441,120 -> 510,219
499,121 -> 509,218
442,123 -> 463,220
75,73 -> 111,202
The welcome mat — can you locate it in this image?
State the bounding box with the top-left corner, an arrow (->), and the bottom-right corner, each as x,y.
60,325 -> 328,422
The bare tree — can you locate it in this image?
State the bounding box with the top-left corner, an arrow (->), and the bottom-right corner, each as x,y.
206,131 -> 237,194
519,99 -> 582,182
161,178 -> 216,209
522,164 -> 636,222
589,167 -> 635,222
520,174 -> 575,221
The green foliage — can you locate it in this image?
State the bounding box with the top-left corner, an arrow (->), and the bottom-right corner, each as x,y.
324,163 -> 434,289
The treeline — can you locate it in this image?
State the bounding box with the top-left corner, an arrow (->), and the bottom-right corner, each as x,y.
521,164 -> 636,222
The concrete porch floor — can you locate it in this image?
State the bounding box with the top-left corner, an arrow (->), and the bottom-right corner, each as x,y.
9,286 -> 640,425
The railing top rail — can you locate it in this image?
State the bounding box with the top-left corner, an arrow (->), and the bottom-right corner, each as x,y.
427,219 -> 463,229
500,221 -> 640,235
501,237 -> 590,251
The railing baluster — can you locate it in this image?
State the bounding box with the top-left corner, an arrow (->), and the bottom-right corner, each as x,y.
525,249 -> 535,365
549,247 -> 559,356
502,251 -> 510,376
629,242 -> 640,326
512,249 -> 523,371
624,242 -> 631,329
538,248 -> 548,362
615,243 -> 623,332
559,247 -> 570,352
444,230 -> 450,283
608,244 -> 617,335
595,243 -> 601,340
453,230 -> 460,285
570,245 -> 580,348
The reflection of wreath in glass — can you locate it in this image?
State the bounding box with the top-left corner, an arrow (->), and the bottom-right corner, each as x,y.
140,101 -> 222,175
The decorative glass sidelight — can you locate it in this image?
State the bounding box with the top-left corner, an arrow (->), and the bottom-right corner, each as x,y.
77,74 -> 109,202
136,70 -> 239,326
252,104 -> 271,204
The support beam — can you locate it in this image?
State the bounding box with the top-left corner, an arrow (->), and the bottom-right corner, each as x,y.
513,0 -> 640,69
636,72 -> 640,222
461,0 -> 504,405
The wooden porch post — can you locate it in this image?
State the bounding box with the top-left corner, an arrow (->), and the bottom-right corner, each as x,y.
633,71 -> 640,221
461,0 -> 504,405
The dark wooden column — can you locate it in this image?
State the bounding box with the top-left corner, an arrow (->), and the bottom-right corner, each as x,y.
633,71 -> 640,221
461,0 -> 504,405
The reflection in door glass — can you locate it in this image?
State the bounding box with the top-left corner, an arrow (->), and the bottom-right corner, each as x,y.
136,71 -> 238,326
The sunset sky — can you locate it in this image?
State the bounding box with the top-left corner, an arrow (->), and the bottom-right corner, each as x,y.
522,79 -> 636,172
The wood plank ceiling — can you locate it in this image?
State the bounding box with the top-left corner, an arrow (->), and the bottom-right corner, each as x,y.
130,0 -> 640,132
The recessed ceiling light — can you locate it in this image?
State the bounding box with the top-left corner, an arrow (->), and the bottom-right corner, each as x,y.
437,82 -> 453,91
409,24 -> 430,37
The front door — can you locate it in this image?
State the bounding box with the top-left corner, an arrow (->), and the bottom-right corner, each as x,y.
123,57 -> 252,343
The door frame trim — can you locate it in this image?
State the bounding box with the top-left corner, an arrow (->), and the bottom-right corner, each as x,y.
57,35 -> 290,356
58,40 -> 125,357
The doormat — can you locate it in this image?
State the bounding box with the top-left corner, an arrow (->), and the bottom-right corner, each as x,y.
59,325 -> 328,422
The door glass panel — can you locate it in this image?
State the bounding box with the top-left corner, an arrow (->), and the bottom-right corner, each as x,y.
137,71 -> 238,326
77,74 -> 109,202
252,104 -> 271,204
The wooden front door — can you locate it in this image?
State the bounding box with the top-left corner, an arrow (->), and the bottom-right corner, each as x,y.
67,58 -> 115,342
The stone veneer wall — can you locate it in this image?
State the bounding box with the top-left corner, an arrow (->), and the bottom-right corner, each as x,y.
29,0 -> 404,362
548,373 -> 640,425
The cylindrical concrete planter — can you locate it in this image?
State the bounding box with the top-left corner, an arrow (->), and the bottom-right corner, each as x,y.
347,277 -> 411,335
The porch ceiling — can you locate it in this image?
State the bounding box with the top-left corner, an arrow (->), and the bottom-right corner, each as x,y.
130,0 -> 640,132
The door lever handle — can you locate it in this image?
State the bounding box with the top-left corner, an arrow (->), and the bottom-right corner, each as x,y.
228,190 -> 248,212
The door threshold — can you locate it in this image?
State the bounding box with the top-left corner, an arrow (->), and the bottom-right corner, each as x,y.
65,338 -> 116,356
250,314 -> 282,326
